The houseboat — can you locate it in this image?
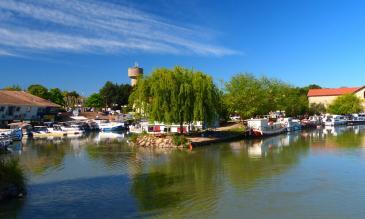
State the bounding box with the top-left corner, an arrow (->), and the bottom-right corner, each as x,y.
247,118 -> 287,137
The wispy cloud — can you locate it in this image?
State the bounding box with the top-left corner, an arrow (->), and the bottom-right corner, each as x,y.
0,0 -> 237,57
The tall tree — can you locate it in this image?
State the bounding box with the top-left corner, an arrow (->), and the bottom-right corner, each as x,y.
85,93 -> 103,108
99,81 -> 132,109
49,88 -> 65,106
129,66 -> 220,133
225,74 -> 266,119
28,84 -> 49,99
64,91 -> 81,108
327,94 -> 363,115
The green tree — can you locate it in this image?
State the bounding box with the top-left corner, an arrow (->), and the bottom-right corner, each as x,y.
85,93 -> 103,108
3,85 -> 22,91
309,103 -> 326,115
99,82 -> 132,109
48,88 -> 65,106
129,66 -> 220,133
225,74 -> 266,119
27,84 -> 49,99
64,91 -> 81,108
327,94 -> 363,115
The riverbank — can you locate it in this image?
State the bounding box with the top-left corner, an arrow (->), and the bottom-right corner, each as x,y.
129,122 -> 246,148
187,122 -> 246,148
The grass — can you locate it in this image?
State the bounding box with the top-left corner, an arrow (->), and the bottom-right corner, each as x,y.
0,158 -> 26,192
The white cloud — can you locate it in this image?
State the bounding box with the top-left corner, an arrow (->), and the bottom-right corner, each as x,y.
0,0 -> 237,57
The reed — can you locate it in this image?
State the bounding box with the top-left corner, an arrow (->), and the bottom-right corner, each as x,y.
0,158 -> 26,192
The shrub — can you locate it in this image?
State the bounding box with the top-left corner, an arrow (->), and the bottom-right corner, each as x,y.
0,158 -> 26,191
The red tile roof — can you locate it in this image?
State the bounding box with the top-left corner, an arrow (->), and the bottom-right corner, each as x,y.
307,87 -> 361,97
0,90 -> 60,107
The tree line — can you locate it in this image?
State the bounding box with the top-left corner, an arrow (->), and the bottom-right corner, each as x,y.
4,66 -> 362,119
2,82 -> 132,110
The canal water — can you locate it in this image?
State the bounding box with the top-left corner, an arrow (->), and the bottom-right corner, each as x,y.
2,126 -> 365,218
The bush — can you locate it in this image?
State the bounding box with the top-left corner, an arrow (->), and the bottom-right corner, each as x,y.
172,135 -> 188,146
0,158 -> 26,191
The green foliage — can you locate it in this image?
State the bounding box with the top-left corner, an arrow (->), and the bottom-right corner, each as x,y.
224,73 -> 310,118
99,81 -> 132,109
48,88 -> 65,106
63,91 -> 81,108
172,135 -> 188,146
3,85 -> 22,91
0,158 -> 26,191
28,84 -> 49,99
129,66 -> 221,132
309,103 -> 326,115
85,93 -> 103,108
327,94 -> 363,115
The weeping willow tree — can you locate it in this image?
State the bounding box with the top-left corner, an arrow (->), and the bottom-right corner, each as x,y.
129,66 -> 221,133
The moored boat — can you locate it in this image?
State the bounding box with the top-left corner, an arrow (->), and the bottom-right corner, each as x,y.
279,117 -> 301,132
324,115 -> 347,126
246,118 -> 287,137
96,121 -> 125,132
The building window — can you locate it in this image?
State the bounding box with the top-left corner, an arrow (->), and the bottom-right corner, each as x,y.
363,91 -> 365,99
27,106 -> 31,112
7,106 -> 15,116
0,106 -> 4,112
16,107 -> 21,112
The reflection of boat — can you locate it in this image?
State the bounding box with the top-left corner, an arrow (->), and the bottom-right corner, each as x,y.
94,132 -> 125,143
324,115 -> 347,126
247,134 -> 293,158
247,119 -> 286,137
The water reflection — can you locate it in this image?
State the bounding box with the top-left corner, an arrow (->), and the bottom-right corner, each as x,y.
2,127 -> 365,218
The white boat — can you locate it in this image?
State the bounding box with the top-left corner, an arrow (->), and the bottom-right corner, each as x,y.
0,128 -> 23,141
96,121 -> 125,132
247,118 -> 287,137
58,123 -> 85,135
0,133 -> 12,150
347,114 -> 365,125
47,125 -> 67,136
324,115 -> 347,126
279,117 -> 301,132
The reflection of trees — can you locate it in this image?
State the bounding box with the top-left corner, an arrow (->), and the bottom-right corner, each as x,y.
86,141 -> 136,168
309,126 -> 365,148
19,140 -> 67,175
221,136 -> 309,189
326,127 -> 365,147
130,149 -> 221,214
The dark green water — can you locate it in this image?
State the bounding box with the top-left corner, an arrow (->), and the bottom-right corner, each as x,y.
2,126 -> 365,218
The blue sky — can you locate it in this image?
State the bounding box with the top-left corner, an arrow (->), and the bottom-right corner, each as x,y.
1,0 -> 365,95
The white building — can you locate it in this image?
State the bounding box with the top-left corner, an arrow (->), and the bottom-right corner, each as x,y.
0,90 -> 60,127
